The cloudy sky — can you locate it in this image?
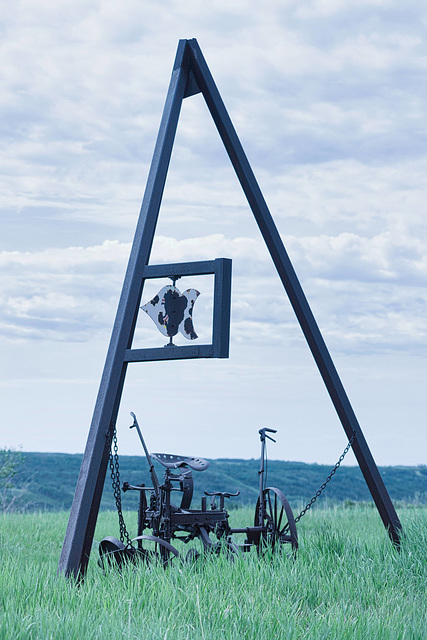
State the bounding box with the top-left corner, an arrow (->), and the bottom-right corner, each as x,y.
1,0 -> 426,468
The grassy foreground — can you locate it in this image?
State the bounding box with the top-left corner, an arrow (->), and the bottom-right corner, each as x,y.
0,505 -> 426,639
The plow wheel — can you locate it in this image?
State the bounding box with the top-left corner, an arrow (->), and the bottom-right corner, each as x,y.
98,536 -> 133,570
254,487 -> 298,555
198,525 -> 239,560
131,535 -> 180,566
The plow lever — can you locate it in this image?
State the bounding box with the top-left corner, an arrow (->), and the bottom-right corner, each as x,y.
129,412 -> 160,498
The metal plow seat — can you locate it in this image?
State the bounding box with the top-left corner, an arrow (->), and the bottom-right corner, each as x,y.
150,452 -> 210,471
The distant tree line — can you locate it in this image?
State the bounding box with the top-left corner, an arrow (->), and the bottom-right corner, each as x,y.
0,448 -> 32,513
2,451 -> 426,514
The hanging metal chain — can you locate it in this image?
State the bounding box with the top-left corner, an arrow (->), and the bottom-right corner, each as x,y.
293,430 -> 357,524
107,428 -> 132,546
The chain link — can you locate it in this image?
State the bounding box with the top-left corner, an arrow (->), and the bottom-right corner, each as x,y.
293,430 -> 357,524
107,428 -> 132,546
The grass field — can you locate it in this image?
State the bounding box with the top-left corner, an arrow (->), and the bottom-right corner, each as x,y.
1,505 -> 426,639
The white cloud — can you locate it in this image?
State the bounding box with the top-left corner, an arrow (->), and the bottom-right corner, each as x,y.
295,0 -> 390,20
1,229 -> 426,354
1,0 -> 426,463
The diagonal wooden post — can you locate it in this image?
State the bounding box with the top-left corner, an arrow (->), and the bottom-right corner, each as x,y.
58,41 -> 192,579
186,39 -> 401,545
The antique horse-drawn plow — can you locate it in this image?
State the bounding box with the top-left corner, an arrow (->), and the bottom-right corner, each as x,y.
99,413 -> 298,568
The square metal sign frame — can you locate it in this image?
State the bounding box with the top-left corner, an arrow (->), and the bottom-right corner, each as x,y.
125,258 -> 232,363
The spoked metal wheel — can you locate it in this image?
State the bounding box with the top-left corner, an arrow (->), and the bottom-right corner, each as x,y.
254,487 -> 298,555
131,535 -> 180,566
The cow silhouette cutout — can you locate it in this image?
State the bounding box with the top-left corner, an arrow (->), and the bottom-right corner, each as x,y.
141,285 -> 200,342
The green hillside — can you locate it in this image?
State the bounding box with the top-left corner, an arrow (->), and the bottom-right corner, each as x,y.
5,450 -> 427,513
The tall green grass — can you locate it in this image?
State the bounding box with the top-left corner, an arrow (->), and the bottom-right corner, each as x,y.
1,505 -> 426,639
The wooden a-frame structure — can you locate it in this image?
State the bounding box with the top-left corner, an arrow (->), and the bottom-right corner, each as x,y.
58,39 -> 401,579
